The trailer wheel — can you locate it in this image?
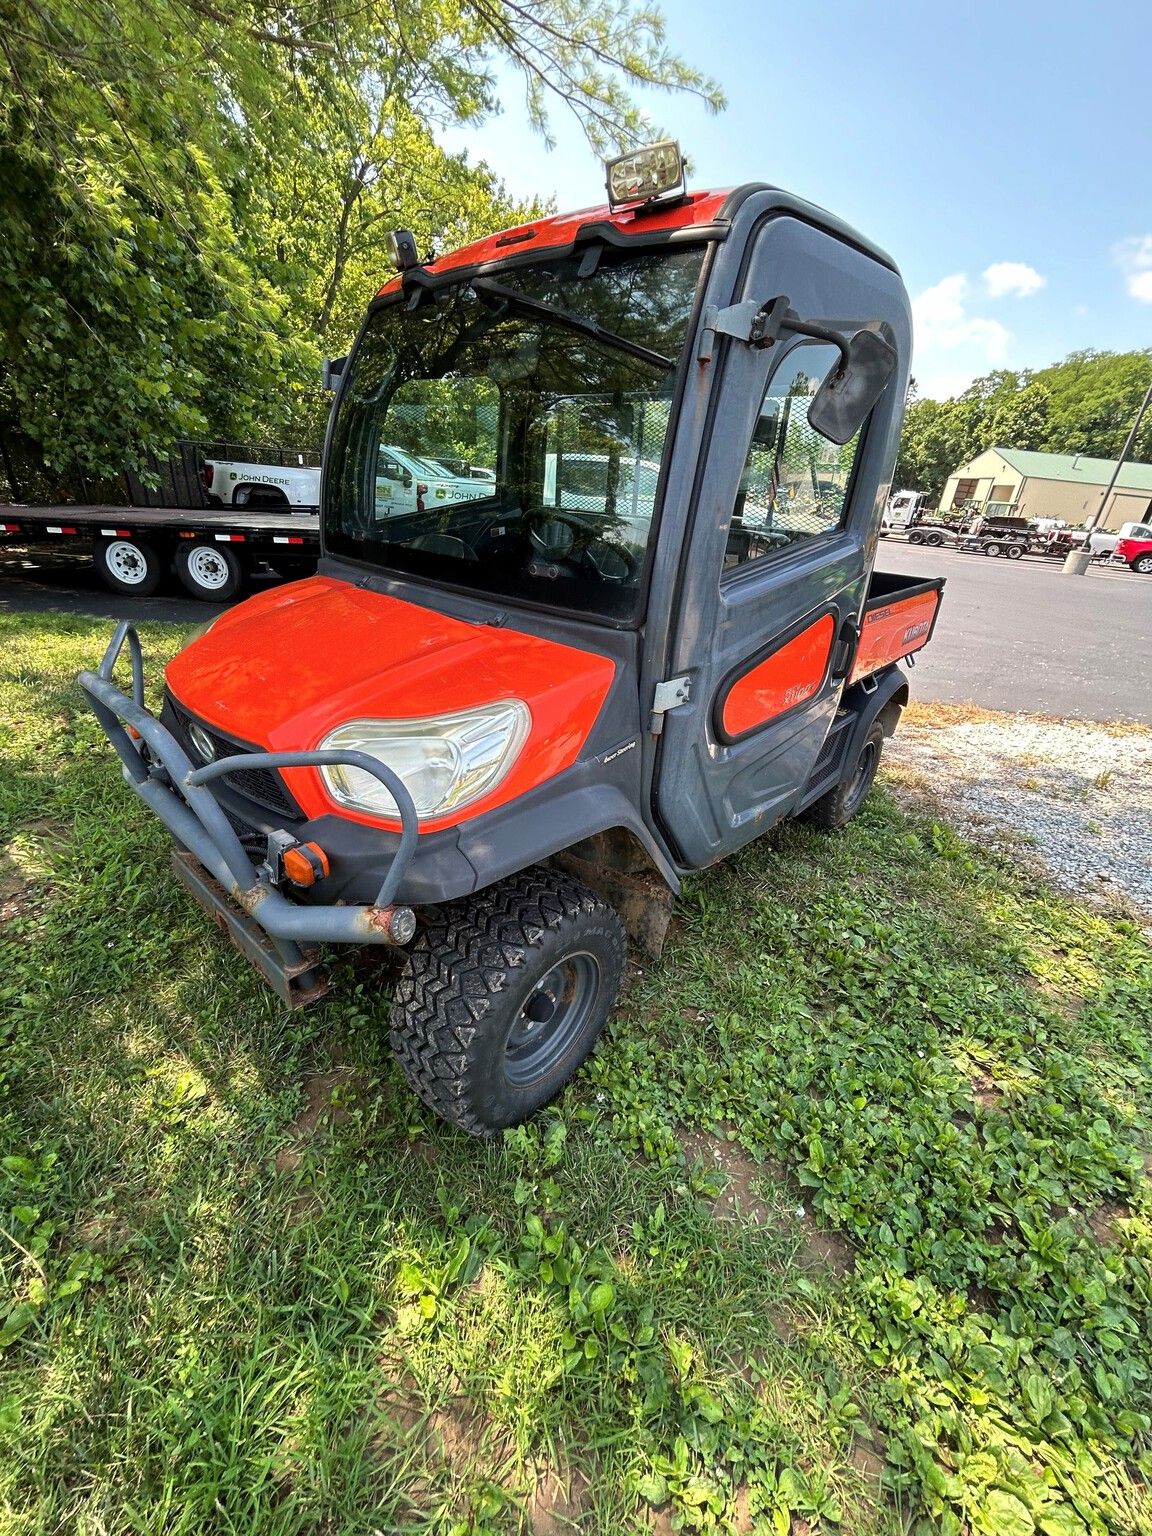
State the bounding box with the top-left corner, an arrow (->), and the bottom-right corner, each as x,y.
906,530 -> 923,544
802,720 -> 884,831
1005,543 -> 1024,560
175,540 -> 243,602
1132,554 -> 1152,574
94,535 -> 162,597
983,541 -> 1001,557
924,531 -> 944,546
390,868 -> 627,1136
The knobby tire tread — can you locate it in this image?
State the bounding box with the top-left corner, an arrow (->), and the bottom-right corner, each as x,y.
390,867 -> 622,1136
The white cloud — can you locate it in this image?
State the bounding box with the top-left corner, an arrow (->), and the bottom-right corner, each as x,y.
910,274 -> 1014,400
983,261 -> 1045,299
913,274 -> 1010,363
1114,235 -> 1152,303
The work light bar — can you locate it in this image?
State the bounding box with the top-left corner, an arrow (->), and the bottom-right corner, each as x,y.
604,140 -> 685,211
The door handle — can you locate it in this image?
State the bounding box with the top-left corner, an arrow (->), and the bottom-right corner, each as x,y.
830,617 -> 859,681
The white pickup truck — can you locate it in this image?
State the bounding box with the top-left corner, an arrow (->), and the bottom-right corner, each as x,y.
1083,520 -> 1152,558
203,448 -> 493,515
201,458 -> 321,508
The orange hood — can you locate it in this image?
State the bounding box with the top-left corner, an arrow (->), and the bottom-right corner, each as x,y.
165,576 -> 616,831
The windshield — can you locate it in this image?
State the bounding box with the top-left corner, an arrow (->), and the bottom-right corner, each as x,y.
324,244 -> 706,621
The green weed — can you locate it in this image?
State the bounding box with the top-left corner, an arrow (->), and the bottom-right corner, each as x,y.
1,614 -> 1150,1534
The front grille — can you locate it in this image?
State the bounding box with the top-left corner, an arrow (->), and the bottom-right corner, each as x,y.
164,694 -> 302,822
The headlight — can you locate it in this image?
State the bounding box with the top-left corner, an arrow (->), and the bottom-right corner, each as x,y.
319,701 -> 531,820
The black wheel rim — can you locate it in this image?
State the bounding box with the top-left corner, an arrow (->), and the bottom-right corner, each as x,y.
845,739 -> 879,815
505,952 -> 601,1086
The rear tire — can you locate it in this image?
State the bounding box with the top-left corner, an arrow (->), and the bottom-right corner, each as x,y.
175,540 -> 243,602
802,720 -> 884,831
390,868 -> 627,1136
924,531 -> 944,547
93,535 -> 162,597
1132,554 -> 1152,574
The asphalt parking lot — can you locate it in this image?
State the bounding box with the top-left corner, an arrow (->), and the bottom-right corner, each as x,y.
3,537 -> 1150,725
876,538 -> 1151,724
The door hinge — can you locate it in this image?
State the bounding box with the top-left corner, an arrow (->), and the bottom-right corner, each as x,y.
650,674 -> 691,735
697,295 -> 790,363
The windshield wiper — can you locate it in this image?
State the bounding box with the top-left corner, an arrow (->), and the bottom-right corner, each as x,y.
470,278 -> 673,371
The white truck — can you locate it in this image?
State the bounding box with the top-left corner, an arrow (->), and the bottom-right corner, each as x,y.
202,447 -> 494,515
201,457 -> 321,509
373,446 -> 491,519
881,489 -> 929,533
1082,520 -> 1152,558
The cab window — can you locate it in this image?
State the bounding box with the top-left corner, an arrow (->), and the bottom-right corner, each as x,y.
724,341 -> 864,574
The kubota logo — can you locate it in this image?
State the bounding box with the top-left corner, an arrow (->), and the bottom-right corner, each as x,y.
902,620 -> 930,643
783,682 -> 817,706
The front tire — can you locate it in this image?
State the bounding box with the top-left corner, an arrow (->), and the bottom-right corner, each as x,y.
390,869 -> 627,1136
93,535 -> 162,597
175,540 -> 243,601
802,720 -> 884,831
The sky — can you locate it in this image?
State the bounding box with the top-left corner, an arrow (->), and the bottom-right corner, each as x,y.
439,0 -> 1152,400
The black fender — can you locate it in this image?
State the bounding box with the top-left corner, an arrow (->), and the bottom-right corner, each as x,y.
841,663 -> 909,765
282,757 -> 682,910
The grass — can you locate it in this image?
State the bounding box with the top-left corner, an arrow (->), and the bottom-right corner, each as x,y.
1,612 -> 1151,1536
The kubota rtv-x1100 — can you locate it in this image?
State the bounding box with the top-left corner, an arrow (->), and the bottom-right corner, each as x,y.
81,143 -> 945,1135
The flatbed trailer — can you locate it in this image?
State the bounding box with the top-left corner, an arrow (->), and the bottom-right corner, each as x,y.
0,502 -> 320,601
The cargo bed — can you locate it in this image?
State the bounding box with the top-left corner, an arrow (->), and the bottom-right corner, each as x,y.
850,570 -> 945,684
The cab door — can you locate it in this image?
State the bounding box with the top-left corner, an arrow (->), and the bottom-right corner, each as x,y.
651,215 -> 909,870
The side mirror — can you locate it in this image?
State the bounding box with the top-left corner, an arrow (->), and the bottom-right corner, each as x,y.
322,356 -> 347,392
807,330 -> 897,445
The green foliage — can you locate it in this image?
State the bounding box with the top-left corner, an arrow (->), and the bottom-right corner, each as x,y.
2,615 -> 1150,1533
896,350 -> 1152,499
0,0 -> 722,479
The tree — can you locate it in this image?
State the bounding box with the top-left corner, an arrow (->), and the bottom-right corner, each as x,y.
894,349 -> 1152,498
0,0 -> 723,480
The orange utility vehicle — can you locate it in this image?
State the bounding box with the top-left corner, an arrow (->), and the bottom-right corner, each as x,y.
80,144 -> 944,1135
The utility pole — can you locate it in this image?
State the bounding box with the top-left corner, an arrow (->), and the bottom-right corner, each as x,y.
1063,375 -> 1152,574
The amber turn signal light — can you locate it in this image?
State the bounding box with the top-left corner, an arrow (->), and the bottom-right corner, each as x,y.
282,841 -> 330,887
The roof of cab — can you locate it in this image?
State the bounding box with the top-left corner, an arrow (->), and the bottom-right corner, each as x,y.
376,187 -> 733,296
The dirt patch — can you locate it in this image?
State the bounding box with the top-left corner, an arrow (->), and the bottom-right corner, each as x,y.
971,1075 -> 1002,1112
1088,1203 -> 1130,1249
795,1221 -> 854,1279
375,1354 -> 592,1531
681,1128 -> 854,1278
0,848 -> 34,924
681,1128 -> 777,1224
525,1459 -> 592,1534
274,1069 -> 359,1174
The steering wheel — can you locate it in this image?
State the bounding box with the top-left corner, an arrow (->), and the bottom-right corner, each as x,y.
584,535 -> 639,584
528,515 -> 578,560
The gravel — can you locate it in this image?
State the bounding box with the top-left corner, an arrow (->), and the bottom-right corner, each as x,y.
887,716 -> 1152,918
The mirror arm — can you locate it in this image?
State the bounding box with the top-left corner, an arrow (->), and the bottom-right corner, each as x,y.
698,294 -> 850,370
775,314 -> 851,377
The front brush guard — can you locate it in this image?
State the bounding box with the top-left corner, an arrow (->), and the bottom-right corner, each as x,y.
77,623 -> 421,1003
